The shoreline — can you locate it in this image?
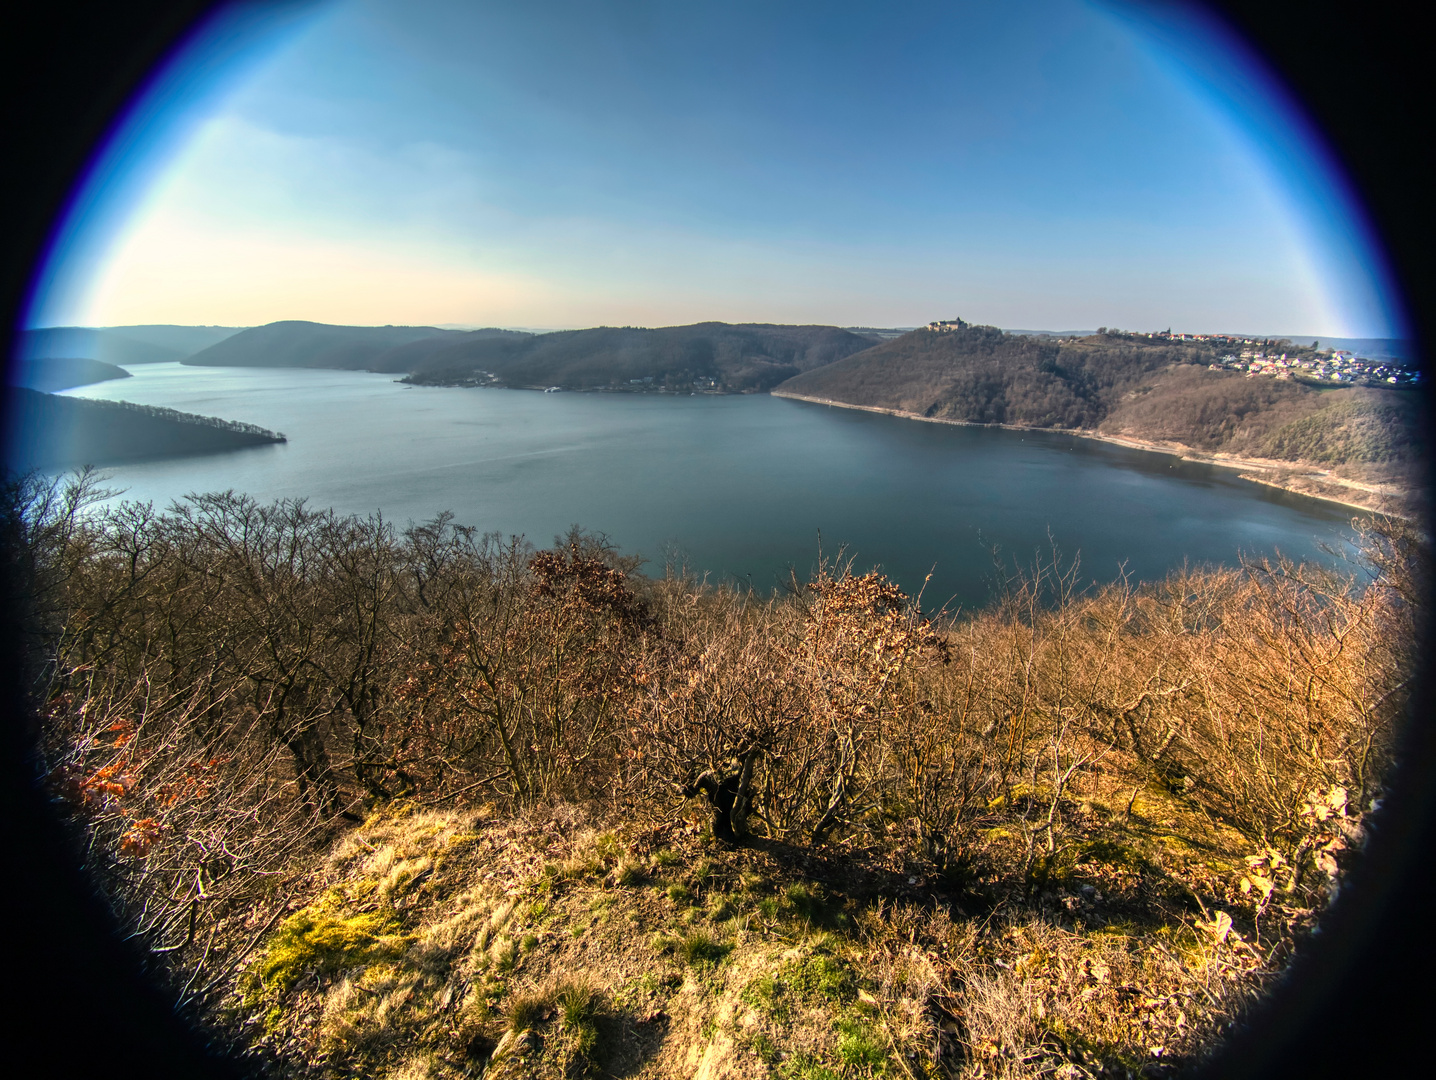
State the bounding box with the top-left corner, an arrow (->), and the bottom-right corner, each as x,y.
397,377 -> 741,396
771,390 -> 1410,517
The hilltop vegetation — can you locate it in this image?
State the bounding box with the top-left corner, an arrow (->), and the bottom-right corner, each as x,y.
182,320 -> 880,393
8,472 -> 1422,1080
3,389 -> 285,469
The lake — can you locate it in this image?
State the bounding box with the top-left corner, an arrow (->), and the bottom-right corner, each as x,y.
60,363 -> 1358,611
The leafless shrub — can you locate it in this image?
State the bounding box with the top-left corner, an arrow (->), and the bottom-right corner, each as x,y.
5,473 -> 1420,1056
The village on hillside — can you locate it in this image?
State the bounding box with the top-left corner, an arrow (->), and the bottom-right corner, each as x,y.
1116,328 -> 1419,385
1206,346 -> 1418,385
927,322 -> 1420,387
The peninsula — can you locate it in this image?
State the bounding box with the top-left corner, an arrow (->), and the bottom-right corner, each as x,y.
8,355 -> 131,393
4,388 -> 286,470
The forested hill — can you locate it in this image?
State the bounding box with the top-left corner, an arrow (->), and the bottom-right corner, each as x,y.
773,323 -> 1230,427
773,322 -> 1425,473
182,321 -> 478,370
15,324 -> 241,366
398,322 -> 881,392
180,320 -> 880,392
4,388 -> 285,470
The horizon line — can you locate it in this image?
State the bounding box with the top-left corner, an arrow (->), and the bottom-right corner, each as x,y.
18,320 -> 1413,342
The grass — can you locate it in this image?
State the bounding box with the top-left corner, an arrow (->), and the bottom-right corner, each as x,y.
506,987 -> 553,1032
786,952 -> 857,1003
783,882 -> 849,928
742,973 -> 783,1009
690,857 -> 714,889
221,798 -> 1314,1080
748,1031 -> 781,1064
613,860 -> 646,887
557,980 -> 600,1027
834,1016 -> 889,1071
665,882 -> 693,905
244,893 -> 406,999
776,1053 -> 843,1080
676,929 -> 734,967
491,935 -> 518,972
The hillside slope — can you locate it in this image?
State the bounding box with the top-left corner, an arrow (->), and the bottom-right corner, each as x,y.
183,321 -> 472,370
775,323 -> 1233,427
179,320 -> 878,393
215,800 -> 1267,1080
23,487 -> 1418,1080
1097,365 -> 1422,463
775,323 -> 1425,510
16,324 -> 242,365
8,355 -> 131,392
400,322 -> 880,392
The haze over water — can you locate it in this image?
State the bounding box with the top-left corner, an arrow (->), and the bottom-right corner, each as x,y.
63,364 -> 1356,610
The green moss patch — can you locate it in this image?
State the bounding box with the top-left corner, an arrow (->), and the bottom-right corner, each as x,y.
786,952 -> 858,1003
246,896 -> 407,997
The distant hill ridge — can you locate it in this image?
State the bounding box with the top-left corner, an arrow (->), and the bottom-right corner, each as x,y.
398,321 -> 880,392
15,324 -> 243,367
8,356 -> 131,393
183,319 -> 882,393
183,321 -> 477,371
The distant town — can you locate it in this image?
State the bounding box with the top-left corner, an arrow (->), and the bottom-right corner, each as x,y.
1202,342 -> 1419,385
923,322 -> 1421,387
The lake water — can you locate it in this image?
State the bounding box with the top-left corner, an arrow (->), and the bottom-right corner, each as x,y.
60,363 -> 1358,610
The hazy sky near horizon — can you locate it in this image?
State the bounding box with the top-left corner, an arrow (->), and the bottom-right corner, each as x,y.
29,0 -> 1404,336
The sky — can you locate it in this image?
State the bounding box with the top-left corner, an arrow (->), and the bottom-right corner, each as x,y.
26,0 -> 1405,337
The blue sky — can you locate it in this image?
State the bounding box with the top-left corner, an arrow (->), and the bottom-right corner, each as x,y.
28,0 -> 1404,336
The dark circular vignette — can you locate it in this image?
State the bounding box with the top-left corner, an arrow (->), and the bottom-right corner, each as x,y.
1192,4 -> 1434,1077
0,2 -> 1430,1078
1,8 -> 245,1078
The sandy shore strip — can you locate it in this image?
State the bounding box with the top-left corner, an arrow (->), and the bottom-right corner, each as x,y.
770,390 -> 1409,517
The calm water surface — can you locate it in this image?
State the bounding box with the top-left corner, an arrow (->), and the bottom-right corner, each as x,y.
62,363 -> 1357,610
